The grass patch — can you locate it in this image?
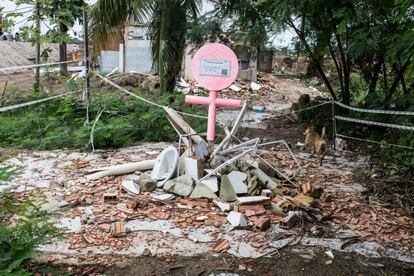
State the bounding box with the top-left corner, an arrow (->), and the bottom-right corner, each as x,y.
0,89 -> 207,150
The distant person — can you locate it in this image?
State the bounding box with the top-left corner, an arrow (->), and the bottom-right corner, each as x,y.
15,32 -> 20,42
71,45 -> 79,61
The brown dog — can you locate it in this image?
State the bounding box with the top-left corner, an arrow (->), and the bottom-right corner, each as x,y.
303,127 -> 327,165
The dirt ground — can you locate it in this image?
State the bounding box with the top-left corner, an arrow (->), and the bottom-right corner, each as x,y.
242,116 -> 304,146
32,246 -> 414,276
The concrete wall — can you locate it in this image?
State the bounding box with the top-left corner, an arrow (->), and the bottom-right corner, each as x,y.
99,51 -> 119,73
124,24 -> 153,74
99,24 -> 153,74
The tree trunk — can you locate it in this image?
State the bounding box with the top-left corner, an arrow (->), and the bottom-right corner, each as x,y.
287,19 -> 337,100
333,30 -> 350,105
59,22 -> 68,75
328,42 -> 344,93
306,38 -> 324,77
385,52 -> 414,107
365,56 -> 384,104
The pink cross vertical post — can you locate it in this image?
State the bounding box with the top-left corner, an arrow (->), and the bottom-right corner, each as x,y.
186,43 -> 242,146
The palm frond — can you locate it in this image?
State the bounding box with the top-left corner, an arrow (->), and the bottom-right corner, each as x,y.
89,0 -> 152,51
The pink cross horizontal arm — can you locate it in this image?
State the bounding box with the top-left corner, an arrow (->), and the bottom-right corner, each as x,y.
186,43 -> 242,143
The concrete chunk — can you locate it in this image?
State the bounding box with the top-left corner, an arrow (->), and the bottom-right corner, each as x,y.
201,176 -> 218,192
228,171 -> 248,194
184,156 -> 204,181
190,183 -> 218,199
164,175 -> 194,197
137,175 -> 156,192
219,175 -> 237,202
227,211 -> 247,227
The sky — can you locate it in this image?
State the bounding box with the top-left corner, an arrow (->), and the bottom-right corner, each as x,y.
1,0 -> 295,47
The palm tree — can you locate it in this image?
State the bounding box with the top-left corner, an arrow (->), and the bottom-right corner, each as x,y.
90,0 -> 201,92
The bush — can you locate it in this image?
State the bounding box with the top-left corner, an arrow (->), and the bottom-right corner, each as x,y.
0,166 -> 62,275
0,90 -> 207,150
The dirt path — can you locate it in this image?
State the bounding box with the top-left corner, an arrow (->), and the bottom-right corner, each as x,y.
34,246 -> 414,275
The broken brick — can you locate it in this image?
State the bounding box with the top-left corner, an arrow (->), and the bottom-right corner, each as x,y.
293,193 -> 316,207
252,217 -> 271,231
127,198 -> 139,209
110,221 -> 126,238
180,198 -> 209,208
213,240 -> 230,253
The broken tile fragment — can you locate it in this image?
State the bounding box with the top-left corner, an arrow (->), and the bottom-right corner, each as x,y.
122,179 -> 140,195
213,199 -> 231,212
236,196 -> 270,205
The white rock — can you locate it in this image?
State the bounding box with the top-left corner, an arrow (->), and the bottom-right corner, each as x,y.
227,171 -> 248,194
325,250 -> 334,259
196,216 -> 208,221
213,199 -> 231,212
250,82 -> 262,91
227,211 -> 247,227
201,176 -> 218,192
230,84 -> 242,92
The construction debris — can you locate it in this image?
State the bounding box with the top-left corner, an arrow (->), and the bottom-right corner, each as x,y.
227,211 -> 248,227
121,179 -> 140,196
213,240 -> 230,253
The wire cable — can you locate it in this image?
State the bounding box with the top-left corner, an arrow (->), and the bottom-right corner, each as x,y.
95,73 -> 208,120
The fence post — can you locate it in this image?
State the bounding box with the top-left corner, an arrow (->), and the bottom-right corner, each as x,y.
332,97 -> 337,150
83,10 -> 90,124
35,1 -> 41,91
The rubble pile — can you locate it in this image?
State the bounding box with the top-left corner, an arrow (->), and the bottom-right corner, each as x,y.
2,144 -> 414,263
60,147 -> 328,252
177,72 -> 327,113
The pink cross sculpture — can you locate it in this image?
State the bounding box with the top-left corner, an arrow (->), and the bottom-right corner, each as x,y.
186,43 -> 242,143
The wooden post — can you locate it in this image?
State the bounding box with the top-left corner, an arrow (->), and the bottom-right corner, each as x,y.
35,1 -> 41,91
332,97 -> 337,150
0,81 -> 8,107
83,10 -> 90,123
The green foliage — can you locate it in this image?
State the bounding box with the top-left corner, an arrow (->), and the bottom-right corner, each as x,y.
0,90 -> 207,151
0,167 -> 62,275
188,0 -> 274,51
9,0 -> 87,43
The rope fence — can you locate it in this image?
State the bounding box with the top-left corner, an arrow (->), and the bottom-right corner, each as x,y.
0,89 -> 81,113
335,116 -> 414,131
335,101 -> 414,116
0,60 -> 78,73
95,73 -> 208,120
333,100 -> 414,151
